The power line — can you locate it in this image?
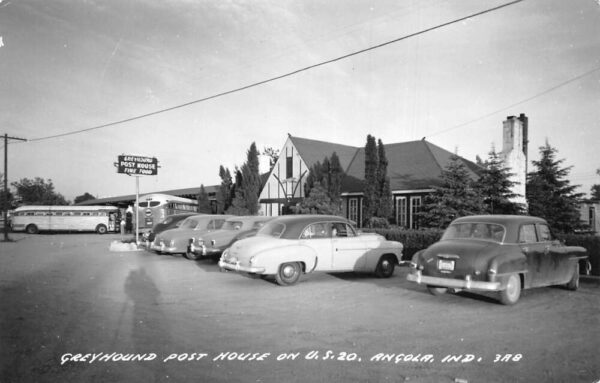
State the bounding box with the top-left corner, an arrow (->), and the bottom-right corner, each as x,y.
427,64 -> 600,138
26,0 -> 524,143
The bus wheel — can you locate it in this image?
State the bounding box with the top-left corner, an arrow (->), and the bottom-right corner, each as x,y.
95,224 -> 108,234
26,224 -> 39,234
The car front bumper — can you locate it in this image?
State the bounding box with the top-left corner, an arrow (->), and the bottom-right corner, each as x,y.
407,270 -> 501,291
189,243 -> 221,257
150,243 -> 181,254
218,259 -> 265,274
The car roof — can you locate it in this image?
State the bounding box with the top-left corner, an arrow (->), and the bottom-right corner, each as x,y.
225,215 -> 274,223
267,215 -> 351,239
451,215 -> 548,225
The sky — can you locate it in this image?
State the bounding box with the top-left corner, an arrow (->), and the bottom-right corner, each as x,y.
0,0 -> 599,202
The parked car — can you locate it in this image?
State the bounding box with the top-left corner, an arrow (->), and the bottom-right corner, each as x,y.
143,212 -> 197,243
150,214 -> 231,255
406,215 -> 588,305
218,215 -> 403,286
185,216 -> 274,260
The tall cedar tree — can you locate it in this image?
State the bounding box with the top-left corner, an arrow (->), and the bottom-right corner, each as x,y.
362,135 -> 378,224
591,168 -> 600,201
477,148 -> 525,214
376,139 -> 393,219
419,155 -> 485,228
12,177 -> 69,205
241,142 -> 261,215
228,167 -> 249,215
217,166 -> 233,213
197,184 -> 212,213
526,142 -> 584,233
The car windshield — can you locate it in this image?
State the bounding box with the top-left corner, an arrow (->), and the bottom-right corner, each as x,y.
257,222 -> 286,238
442,222 -> 505,242
222,221 -> 243,230
180,218 -> 199,229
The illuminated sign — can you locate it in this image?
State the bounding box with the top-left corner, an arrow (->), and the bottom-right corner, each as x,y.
116,155 -> 158,176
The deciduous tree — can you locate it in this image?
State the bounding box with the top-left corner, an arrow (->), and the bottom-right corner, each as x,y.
12,177 -> 69,205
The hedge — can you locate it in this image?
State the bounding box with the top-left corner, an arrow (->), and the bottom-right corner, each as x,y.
362,228 -> 443,261
555,233 -> 600,276
365,228 -> 600,275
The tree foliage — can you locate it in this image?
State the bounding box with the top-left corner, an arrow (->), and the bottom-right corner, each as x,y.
419,156 -> 485,228
526,142 -> 584,233
217,166 -> 233,214
197,184 -> 212,213
74,192 -> 96,205
296,152 -> 344,215
225,142 -> 261,215
476,148 -> 525,215
376,139 -> 393,219
262,147 -> 280,172
362,135 -> 378,223
11,177 -> 69,205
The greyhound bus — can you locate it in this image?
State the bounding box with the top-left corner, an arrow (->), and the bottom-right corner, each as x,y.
11,205 -> 120,234
135,193 -> 198,233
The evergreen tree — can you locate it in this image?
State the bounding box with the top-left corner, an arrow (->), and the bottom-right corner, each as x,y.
477,148 -> 525,214
217,166 -> 233,214
362,135 -> 378,224
591,168 -> 600,201
376,139 -> 393,219
419,156 -> 485,228
241,142 -> 261,214
526,142 -> 584,233
197,184 -> 212,213
292,181 -> 341,215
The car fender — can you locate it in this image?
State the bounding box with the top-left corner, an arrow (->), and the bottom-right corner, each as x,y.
254,244 -> 318,275
489,252 -> 529,288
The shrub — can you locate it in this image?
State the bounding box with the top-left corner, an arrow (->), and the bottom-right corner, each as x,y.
363,227 -> 443,261
556,233 -> 600,276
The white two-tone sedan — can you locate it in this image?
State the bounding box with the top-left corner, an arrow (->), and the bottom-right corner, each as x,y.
219,215 -> 403,286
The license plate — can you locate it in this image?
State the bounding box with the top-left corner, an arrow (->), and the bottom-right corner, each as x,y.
438,259 -> 455,271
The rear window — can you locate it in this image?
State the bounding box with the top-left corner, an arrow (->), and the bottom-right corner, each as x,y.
257,222 -> 286,238
222,221 -> 243,230
442,222 -> 505,242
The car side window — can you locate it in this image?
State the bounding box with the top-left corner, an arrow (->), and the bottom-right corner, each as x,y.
537,224 -> 552,242
300,223 -> 330,239
519,224 -> 538,243
331,222 -> 356,238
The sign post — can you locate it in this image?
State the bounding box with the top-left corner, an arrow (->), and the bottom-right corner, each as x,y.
115,155 -> 158,245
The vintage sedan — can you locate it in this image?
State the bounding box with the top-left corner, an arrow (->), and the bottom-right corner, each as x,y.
150,214 -> 231,255
218,215 -> 403,286
185,216 -> 274,260
143,212 -> 197,243
407,215 -> 588,305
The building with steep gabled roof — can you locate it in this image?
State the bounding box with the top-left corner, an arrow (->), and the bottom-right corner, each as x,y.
258,134 -> 481,227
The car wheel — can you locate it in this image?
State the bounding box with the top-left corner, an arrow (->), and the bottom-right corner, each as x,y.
186,249 -> 201,261
95,224 -> 107,234
26,224 -> 39,234
375,255 -> 395,278
275,262 -> 301,286
565,262 -> 579,291
499,273 -> 521,305
427,285 -> 448,296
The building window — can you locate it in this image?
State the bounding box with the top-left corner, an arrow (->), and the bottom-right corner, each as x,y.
286,156 -> 293,179
348,198 -> 359,224
396,197 -> 407,228
410,196 -> 422,229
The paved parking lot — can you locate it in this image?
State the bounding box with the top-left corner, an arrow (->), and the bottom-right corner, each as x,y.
1,233 -> 599,383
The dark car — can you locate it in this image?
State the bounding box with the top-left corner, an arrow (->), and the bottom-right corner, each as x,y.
143,213 -> 197,243
407,215 -> 588,305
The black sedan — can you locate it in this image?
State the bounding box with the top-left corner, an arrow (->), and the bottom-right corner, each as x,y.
407,215 -> 588,305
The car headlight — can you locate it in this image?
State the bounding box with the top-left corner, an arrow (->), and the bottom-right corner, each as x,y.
249,256 -> 256,265
222,248 -> 229,259
169,239 -> 175,247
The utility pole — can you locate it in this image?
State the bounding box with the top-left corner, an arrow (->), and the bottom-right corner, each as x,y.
3,134 -> 27,242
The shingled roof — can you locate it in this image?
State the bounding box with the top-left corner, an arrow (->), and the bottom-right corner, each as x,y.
288,135 -> 481,193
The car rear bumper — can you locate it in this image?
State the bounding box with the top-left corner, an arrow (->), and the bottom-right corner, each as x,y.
189,243 -> 221,257
407,270 -> 501,291
218,260 -> 265,274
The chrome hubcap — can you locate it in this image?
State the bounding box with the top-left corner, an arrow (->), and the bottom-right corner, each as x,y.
282,265 -> 296,278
